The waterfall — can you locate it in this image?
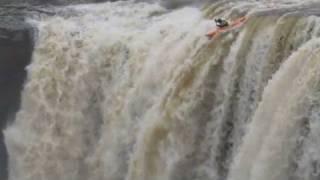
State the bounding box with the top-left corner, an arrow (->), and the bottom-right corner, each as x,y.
4,1 -> 320,180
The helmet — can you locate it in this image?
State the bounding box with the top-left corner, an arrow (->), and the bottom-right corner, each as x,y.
215,18 -> 223,23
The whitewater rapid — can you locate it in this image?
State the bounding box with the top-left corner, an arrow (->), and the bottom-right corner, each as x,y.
4,1 -> 320,180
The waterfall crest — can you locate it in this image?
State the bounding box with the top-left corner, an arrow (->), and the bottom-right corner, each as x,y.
4,1 -> 320,180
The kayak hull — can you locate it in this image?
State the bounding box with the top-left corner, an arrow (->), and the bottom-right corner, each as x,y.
206,17 -> 247,39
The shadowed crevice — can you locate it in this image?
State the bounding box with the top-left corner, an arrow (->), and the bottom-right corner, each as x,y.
0,19 -> 34,180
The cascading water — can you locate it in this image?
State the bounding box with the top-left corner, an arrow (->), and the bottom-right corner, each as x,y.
4,0 -> 320,180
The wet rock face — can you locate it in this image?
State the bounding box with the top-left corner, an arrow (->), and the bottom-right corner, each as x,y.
0,133 -> 8,180
0,18 -> 34,180
0,19 -> 33,128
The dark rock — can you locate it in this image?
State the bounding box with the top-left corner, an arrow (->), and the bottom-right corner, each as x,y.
0,17 -> 34,180
0,133 -> 7,179
0,18 -> 33,126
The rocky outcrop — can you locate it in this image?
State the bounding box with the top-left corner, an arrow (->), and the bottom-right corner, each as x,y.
0,11 -> 35,179
0,18 -> 33,132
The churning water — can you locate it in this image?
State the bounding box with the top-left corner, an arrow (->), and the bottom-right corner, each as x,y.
4,0 -> 320,180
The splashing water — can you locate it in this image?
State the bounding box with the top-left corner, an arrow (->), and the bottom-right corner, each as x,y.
4,1 -> 320,180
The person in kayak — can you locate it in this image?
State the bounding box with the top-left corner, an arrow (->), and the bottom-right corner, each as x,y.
206,17 -> 246,39
215,18 -> 229,28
